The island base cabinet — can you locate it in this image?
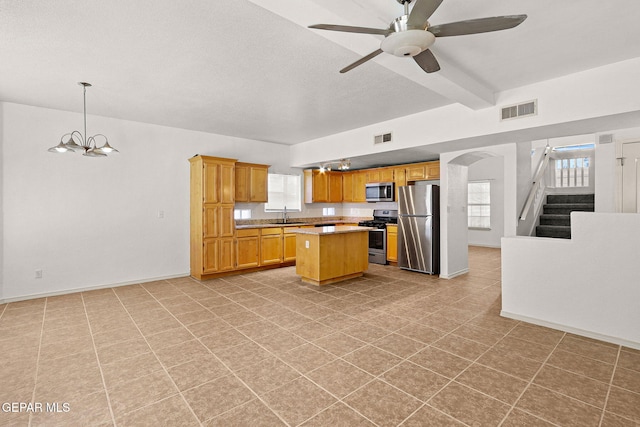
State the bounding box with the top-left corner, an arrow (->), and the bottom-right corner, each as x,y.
295,231 -> 368,286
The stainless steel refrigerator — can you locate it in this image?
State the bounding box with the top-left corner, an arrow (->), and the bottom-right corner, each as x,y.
398,184 -> 440,274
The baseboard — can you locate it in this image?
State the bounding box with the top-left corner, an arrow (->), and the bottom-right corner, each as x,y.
468,243 -> 501,249
0,272 -> 190,305
501,311 -> 640,350
439,268 -> 469,280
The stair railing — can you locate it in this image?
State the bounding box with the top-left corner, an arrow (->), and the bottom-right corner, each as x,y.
520,145 -> 552,221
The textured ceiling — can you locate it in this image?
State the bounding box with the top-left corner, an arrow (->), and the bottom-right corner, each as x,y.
2,0 -> 640,146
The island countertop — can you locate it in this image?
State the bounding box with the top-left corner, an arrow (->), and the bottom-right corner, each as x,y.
291,225 -> 372,235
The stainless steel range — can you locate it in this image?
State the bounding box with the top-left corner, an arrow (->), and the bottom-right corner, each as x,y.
358,209 -> 398,265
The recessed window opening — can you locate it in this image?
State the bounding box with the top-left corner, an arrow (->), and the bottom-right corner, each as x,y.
265,174 -> 302,212
468,181 -> 491,230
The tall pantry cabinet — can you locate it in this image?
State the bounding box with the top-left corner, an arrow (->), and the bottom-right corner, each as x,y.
189,155 -> 236,280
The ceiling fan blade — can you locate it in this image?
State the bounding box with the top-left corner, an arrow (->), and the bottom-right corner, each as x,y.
340,49 -> 384,73
413,49 -> 440,73
429,15 -> 527,37
309,24 -> 390,36
407,0 -> 443,30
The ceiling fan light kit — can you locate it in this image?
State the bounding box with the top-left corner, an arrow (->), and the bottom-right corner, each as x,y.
48,82 -> 118,157
309,0 -> 527,74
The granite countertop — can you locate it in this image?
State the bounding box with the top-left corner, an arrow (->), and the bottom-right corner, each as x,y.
290,225 -> 372,235
235,218 -> 369,230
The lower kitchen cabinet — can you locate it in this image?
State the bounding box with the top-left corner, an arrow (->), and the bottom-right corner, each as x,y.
218,238 -> 235,272
236,229 -> 260,269
386,225 -> 398,263
261,228 -> 283,265
283,227 -> 297,262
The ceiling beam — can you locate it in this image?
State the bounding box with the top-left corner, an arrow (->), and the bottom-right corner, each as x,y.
247,0 -> 495,109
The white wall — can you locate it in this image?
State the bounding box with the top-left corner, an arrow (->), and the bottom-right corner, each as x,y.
1,102 -> 291,301
468,156 -> 504,248
502,212 -> 640,348
0,103 -> 4,301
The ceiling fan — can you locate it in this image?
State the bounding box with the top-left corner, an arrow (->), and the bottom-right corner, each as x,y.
308,0 -> 527,74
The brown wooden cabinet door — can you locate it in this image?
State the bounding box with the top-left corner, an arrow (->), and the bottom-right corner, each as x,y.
203,239 -> 218,273
386,225 -> 398,262
218,238 -> 235,271
394,168 -> 406,202
219,205 -> 235,238
406,164 -> 426,181
380,168 -> 394,182
203,205 -> 218,238
329,173 -> 343,202
250,166 -> 268,202
236,236 -> 260,269
203,163 -> 219,203
234,164 -> 249,202
283,231 -> 297,262
261,233 -> 283,265
367,170 -> 381,183
220,162 -> 235,204
426,161 -> 440,179
353,172 -> 367,202
342,172 -> 353,202
310,171 -> 329,202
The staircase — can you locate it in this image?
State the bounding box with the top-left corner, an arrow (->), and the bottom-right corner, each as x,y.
536,194 -> 595,239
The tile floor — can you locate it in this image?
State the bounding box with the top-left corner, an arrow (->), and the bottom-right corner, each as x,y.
1,246 -> 639,426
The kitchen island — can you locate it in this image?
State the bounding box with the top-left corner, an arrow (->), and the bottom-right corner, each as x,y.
292,225 -> 371,286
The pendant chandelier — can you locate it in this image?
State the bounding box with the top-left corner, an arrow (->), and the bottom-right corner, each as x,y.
48,82 -> 118,157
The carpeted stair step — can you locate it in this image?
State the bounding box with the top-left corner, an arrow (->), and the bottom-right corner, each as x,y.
543,203 -> 594,215
536,225 -> 571,239
547,194 -> 594,204
539,214 -> 571,226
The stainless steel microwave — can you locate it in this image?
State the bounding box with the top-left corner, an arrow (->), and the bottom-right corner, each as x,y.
365,182 -> 394,202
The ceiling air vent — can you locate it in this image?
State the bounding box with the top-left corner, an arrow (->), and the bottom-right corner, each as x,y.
501,100 -> 537,121
374,132 -> 393,145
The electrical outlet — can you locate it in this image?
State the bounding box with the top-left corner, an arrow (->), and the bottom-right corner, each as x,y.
305,240 -> 310,249
35,269 -> 43,279
158,210 -> 165,219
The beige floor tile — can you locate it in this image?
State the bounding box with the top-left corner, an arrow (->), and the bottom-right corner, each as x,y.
279,343 -> 337,373
401,404 -> 465,426
432,334 -> 490,361
547,349 -> 615,383
167,354 -> 229,391
409,346 -> 472,379
455,363 -> 528,405
97,337 -> 151,365
200,329 -> 249,352
39,334 -> 95,360
100,352 -> 164,388
493,335 -> 555,362
92,326 -> 144,349
344,379 -> 422,427
235,356 -> 301,396
373,333 -> 426,359
516,384 -> 602,426
313,332 -> 366,357
300,402 -> 375,426
262,377 -> 336,426
429,382 -> 510,427
145,326 -> 194,351
613,366 -> 640,394
500,409 -> 556,426
136,316 -> 184,335
182,375 -> 255,422
381,361 -> 449,401
254,329 -> 307,355
214,341 -> 272,371
289,321 -> 335,341
507,323 -> 565,347
118,394 -> 199,427
396,322 -> 446,345
307,359 -> 374,398
606,386 -> 640,423
557,335 -> 619,364
154,339 -> 210,368
476,348 -> 542,381
205,399 -> 285,426
186,317 -> 232,338
108,370 -> 178,418
30,390 -> 113,427
618,349 -> 640,373
173,308 -> 218,325
343,345 -> 402,376
450,323 -> 505,346
600,411 -> 639,427
533,365 -> 609,407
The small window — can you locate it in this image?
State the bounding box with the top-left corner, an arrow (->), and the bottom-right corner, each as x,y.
468,181 -> 491,229
234,209 -> 252,220
265,174 -> 302,212
322,207 -> 335,216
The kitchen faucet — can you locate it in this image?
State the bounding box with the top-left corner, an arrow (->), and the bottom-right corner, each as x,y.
282,206 -> 288,224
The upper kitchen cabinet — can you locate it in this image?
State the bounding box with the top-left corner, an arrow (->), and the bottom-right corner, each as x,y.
304,170 -> 342,203
367,167 -> 394,183
235,162 -> 269,203
343,171 -> 366,203
405,161 -> 440,182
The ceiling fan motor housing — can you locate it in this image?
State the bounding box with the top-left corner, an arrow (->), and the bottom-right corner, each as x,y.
381,29 -> 435,57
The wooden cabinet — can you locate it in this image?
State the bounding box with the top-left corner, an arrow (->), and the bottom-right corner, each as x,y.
405,161 -> 440,182
366,167 -> 394,183
353,171 -> 367,203
283,227 -> 298,262
190,155 -> 237,279
386,225 -> 398,263
304,170 -> 342,203
260,228 -> 283,265
342,172 -> 354,202
393,167 -> 406,201
236,229 -> 260,269
235,162 -> 269,203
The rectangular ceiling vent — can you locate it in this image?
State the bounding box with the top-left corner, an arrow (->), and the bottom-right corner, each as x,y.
374,132 -> 393,145
500,100 -> 537,121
